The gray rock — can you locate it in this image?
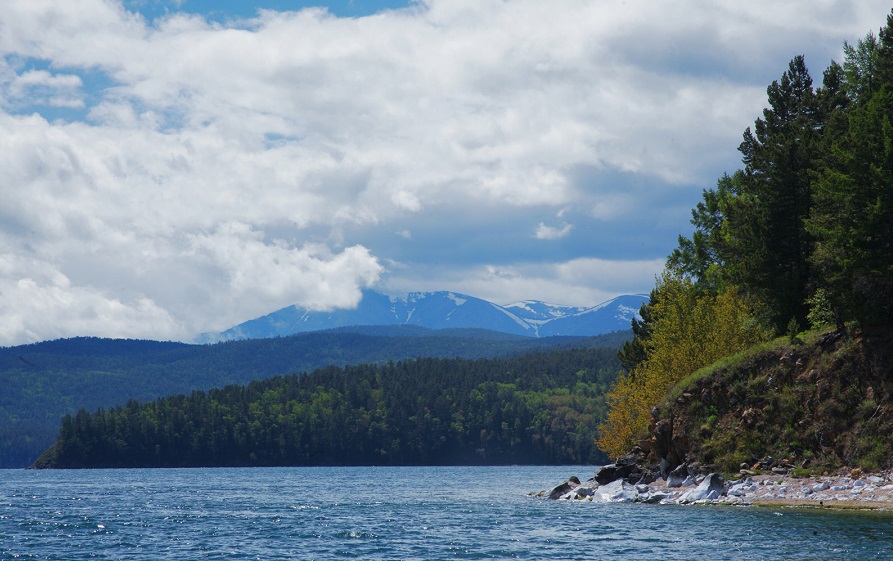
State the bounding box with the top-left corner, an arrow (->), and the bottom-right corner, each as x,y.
639,490 -> 673,504
573,487 -> 596,499
681,472 -> 725,502
595,479 -> 639,503
546,476 -> 581,500
726,484 -> 751,497
667,464 -> 689,488
593,455 -> 645,485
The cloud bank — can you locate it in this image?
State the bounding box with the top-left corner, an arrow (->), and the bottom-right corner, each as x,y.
0,0 -> 889,344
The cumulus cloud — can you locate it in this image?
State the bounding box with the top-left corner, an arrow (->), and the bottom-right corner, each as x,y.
0,241 -> 181,344
187,222 -> 383,312
0,0 -> 889,344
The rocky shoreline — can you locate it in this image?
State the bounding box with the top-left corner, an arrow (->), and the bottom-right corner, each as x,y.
534,456 -> 893,510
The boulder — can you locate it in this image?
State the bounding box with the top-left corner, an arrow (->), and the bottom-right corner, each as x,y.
593,455 -> 644,485
638,490 -> 673,504
595,479 -> 639,503
726,485 -> 748,497
681,472 -> 725,502
546,476 -> 581,500
666,464 -> 689,488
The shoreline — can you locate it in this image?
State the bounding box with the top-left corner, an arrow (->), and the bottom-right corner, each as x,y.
536,470 -> 893,511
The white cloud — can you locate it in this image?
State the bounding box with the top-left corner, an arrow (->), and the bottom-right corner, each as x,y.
0,0 -> 889,344
385,257 -> 665,307
5,69 -> 85,108
0,241 -> 182,344
187,222 -> 383,312
534,222 -> 573,240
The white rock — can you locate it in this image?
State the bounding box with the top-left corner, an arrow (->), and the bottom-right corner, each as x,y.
813,481 -> 831,492
682,473 -> 725,503
595,479 -> 638,503
867,476 -> 884,484
640,491 -> 672,504
854,479 -> 868,487
727,485 -> 748,497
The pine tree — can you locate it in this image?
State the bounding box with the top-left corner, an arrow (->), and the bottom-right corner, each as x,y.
728,55 -> 821,332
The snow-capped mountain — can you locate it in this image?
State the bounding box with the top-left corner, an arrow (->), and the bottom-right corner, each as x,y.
196,290 -> 647,343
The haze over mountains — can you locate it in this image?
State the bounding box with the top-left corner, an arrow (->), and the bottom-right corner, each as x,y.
197,290 -> 647,343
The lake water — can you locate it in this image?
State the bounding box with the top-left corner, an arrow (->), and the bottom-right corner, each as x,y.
1,466 -> 892,560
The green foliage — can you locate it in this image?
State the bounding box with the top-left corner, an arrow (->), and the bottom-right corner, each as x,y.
597,272 -> 770,458
787,318 -> 802,344
0,330 -> 631,468
666,15 -> 893,332
806,289 -> 836,329
34,346 -> 624,468
617,291 -> 656,374
661,327 -> 893,474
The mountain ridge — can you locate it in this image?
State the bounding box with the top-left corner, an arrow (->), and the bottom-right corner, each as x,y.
197,290 -> 647,343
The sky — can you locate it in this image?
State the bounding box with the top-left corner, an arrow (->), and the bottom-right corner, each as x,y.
1,0 -> 890,346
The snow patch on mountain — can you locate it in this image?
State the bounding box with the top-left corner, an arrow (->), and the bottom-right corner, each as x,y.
195,290 -> 648,344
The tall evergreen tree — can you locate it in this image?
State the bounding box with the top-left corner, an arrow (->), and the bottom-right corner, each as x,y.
723,56 -> 821,332
808,24 -> 893,326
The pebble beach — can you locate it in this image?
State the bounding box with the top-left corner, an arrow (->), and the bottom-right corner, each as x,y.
537,469 -> 893,511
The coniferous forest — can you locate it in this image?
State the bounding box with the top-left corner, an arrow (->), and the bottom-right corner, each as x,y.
0,328 -> 627,468
598,13 -> 893,457
33,347 -> 620,468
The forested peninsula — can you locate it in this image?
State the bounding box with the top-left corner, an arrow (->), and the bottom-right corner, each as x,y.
2,328 -> 627,469
33,347 -> 619,468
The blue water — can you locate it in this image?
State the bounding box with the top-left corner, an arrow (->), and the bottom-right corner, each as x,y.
1,466 -> 892,560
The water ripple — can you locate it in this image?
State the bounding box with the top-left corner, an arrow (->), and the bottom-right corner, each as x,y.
2,466 -> 892,560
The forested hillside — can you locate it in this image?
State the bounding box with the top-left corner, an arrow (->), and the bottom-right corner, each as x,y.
1,328 -> 629,468
597,12 -> 893,464
34,346 -> 621,468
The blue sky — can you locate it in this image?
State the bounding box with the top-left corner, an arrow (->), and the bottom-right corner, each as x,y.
125,0 -> 413,20
0,0 -> 891,345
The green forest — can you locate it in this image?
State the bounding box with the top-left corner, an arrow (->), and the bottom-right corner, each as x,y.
34,346 -> 621,468
599,13 -> 893,457
1,328 -> 629,468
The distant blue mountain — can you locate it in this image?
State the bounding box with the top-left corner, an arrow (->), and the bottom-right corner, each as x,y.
196,290 -> 648,343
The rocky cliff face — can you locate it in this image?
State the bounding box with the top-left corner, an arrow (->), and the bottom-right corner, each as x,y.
638,327 -> 893,476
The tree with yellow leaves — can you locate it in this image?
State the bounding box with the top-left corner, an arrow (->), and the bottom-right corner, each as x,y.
596,270 -> 770,458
